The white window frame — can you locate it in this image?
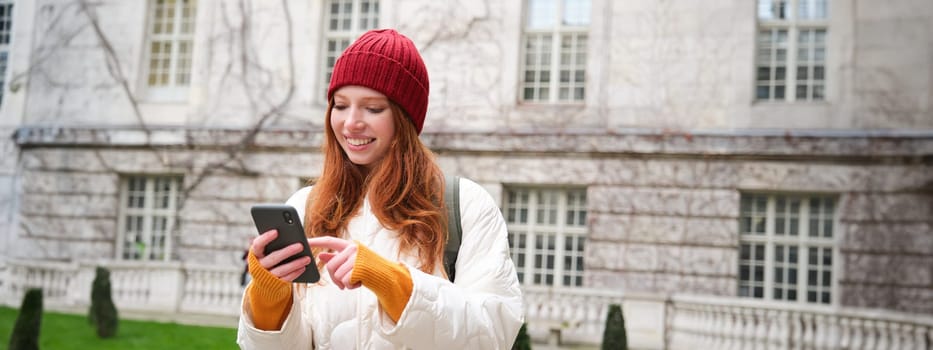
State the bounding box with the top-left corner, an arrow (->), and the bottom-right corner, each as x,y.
0,0 -> 14,106
756,0 -> 828,102
320,0 -> 379,101
116,175 -> 183,262
738,192 -> 839,305
141,0 -> 197,102
519,0 -> 590,104
504,187 -> 588,287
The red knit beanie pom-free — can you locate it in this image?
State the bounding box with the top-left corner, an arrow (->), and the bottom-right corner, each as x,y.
327,29 -> 430,134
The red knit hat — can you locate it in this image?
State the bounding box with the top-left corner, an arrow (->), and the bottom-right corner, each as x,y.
327,29 -> 430,134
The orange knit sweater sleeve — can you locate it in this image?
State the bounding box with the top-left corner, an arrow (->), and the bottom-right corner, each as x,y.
246,251 -> 293,330
350,243 -> 414,323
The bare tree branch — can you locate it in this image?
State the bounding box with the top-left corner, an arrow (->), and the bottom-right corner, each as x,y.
79,0 -> 147,129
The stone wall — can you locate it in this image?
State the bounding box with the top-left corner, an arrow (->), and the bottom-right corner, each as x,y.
14,145 -> 318,265
9,127 -> 933,315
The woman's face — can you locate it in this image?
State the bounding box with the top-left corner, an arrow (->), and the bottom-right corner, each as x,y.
330,86 -> 397,170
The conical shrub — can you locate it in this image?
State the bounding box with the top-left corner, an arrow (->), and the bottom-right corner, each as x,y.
601,303 -> 627,350
511,322 -> 531,350
9,288 -> 43,350
88,266 -> 119,338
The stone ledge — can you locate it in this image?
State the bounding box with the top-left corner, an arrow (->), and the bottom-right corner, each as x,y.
12,125 -> 933,159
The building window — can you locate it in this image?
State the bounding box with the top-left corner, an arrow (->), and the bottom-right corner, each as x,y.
322,0 -> 379,99
519,0 -> 590,103
738,193 -> 836,304
504,187 -> 587,287
144,0 -> 197,101
756,0 -> 828,101
0,0 -> 14,106
117,175 -> 183,261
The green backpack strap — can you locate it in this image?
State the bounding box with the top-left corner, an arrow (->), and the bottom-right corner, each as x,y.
443,175 -> 462,282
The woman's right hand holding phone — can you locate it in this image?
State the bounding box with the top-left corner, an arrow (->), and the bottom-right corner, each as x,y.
250,229 -> 313,282
246,229 -> 310,331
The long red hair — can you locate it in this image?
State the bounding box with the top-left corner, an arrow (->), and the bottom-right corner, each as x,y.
304,100 -> 447,274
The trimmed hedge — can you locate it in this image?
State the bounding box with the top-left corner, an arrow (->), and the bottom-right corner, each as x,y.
602,304 -> 627,350
88,266 -> 119,338
9,288 -> 43,350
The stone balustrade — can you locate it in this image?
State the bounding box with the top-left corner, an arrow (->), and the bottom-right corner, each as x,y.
3,259 -> 931,349
668,294 -> 933,350
0,259 -> 243,319
522,285 -> 627,345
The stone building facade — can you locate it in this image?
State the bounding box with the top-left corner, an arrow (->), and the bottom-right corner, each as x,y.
1,0 -> 931,323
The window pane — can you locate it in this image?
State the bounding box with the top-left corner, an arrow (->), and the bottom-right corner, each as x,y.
562,0 -> 590,26
526,0 -> 556,29
147,0 -> 197,88
506,187 -> 587,287
757,0 -> 788,20
757,67 -> 770,81
813,85 -> 825,100
522,1 -> 588,103
756,86 -> 770,99
797,84 -> 809,99
322,0 -> 380,96
739,193 -> 835,304
120,176 -> 181,261
798,0 -> 828,19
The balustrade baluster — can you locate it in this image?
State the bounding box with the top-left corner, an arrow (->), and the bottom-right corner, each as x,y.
697,306 -> 710,348
698,306 -> 708,348
863,319 -> 877,350
696,305 -> 726,349
679,305 -> 691,347
854,318 -> 865,349
681,306 -> 694,348
778,310 -> 789,350
726,306 -> 738,350
763,310 -> 774,350
797,313 -> 813,349
839,317 -> 851,349
751,309 -> 762,350
909,323 -> 922,349
789,311 -> 801,350
876,320 -> 890,350
890,323 -> 903,350
727,306 -> 740,350
752,309 -> 766,350
729,308 -> 741,350
711,306 -> 725,349
813,314 -> 826,349
920,324 -> 930,349
741,309 -> 754,350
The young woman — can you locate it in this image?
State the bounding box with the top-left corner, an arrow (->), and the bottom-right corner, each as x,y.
236,29 -> 524,349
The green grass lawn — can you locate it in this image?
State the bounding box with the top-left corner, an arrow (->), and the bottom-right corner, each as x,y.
0,306 -> 238,349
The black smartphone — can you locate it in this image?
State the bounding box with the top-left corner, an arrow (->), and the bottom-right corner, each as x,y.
250,204 -> 320,283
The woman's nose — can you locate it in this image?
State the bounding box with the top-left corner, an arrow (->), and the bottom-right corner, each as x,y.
346,107 -> 365,129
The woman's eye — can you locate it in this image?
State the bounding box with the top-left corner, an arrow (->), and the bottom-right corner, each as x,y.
366,107 -> 385,114
333,104 -> 348,111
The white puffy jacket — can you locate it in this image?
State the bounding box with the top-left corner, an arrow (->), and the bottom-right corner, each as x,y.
237,178 -> 524,349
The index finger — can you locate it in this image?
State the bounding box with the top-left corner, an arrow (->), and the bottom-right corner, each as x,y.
251,229 -> 278,258
307,236 -> 350,251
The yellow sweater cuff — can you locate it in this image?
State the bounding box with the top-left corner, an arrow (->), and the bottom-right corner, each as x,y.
246,250 -> 293,330
350,243 -> 414,323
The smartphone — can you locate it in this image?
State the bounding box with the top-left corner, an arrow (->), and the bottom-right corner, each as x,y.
250,204 -> 320,283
